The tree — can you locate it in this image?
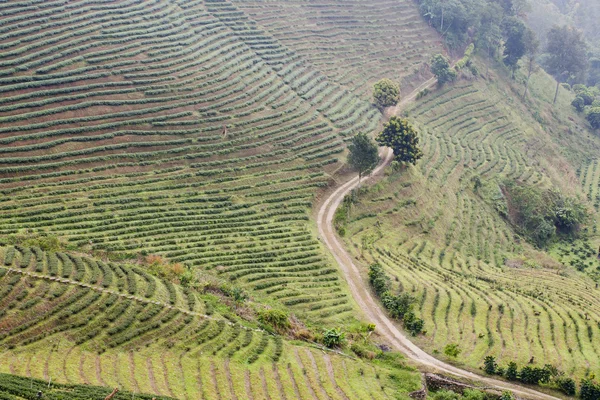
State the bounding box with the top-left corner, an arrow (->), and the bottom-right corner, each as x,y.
556,377 -> 576,396
580,378 -> 600,400
476,2 -> 503,78
376,117 -> 423,166
348,133 -> 380,182
522,28 -> 539,98
505,361 -> 518,381
544,25 -> 588,104
483,356 -> 497,374
502,17 -> 527,78
373,79 -> 400,109
430,54 -> 457,85
572,96 -> 585,112
587,107 -> 600,129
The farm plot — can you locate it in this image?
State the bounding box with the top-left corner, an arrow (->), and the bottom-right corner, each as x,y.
0,0 -> 407,322
342,72 -> 600,378
0,246 -> 420,399
233,0 -> 443,98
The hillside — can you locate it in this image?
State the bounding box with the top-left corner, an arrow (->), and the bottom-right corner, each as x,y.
0,245 -> 420,399
341,57 -> 600,378
0,0 -> 442,398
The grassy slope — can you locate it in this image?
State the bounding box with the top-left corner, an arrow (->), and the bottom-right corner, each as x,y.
0,245 -> 420,399
343,58 -> 600,379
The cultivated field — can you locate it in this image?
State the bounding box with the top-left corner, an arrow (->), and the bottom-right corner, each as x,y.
0,245 -> 420,399
343,63 -> 600,378
0,0 -> 443,397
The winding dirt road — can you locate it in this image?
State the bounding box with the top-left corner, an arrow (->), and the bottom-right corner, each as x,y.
316,81 -> 561,400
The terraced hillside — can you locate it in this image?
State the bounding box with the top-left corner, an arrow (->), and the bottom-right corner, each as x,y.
342,62 -> 600,378
0,0 -> 438,328
0,245 -> 420,399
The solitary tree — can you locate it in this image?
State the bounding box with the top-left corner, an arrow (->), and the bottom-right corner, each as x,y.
544,25 -> 588,104
522,28 -> 539,98
502,17 -> 527,78
430,54 -> 456,86
376,117 -> 423,166
347,132 -> 380,182
373,79 -> 400,109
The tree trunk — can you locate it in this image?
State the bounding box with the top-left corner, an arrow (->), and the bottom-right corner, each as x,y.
553,80 -> 560,104
523,68 -> 532,99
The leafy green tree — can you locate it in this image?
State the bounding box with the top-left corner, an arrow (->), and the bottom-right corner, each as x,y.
476,2 -> 503,78
483,355 -> 497,374
502,17 -> 527,78
572,96 -> 585,112
376,117 -> 423,166
403,311 -> 425,335
348,133 -> 380,182
373,79 -> 400,109
323,328 -> 345,348
556,377 -> 577,396
430,54 -> 457,85
580,378 -> 600,400
522,28 -> 540,98
505,361 -> 518,380
586,107 -> 600,129
544,25 -> 588,104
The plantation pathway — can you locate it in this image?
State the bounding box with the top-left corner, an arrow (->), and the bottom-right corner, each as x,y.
316,81 -> 561,400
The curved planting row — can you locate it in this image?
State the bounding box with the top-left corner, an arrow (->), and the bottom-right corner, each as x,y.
0,0 -> 405,321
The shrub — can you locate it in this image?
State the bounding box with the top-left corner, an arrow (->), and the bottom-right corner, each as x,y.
580,379 -> 600,400
258,309 -> 290,332
443,343 -> 461,358
586,107 -> 600,129
431,390 -> 460,400
505,361 -> 518,381
556,377 -> 576,396
483,356 -> 497,375
322,328 -> 345,348
462,389 -> 486,400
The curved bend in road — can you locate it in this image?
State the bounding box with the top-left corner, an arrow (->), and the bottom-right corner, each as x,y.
316,85 -> 560,400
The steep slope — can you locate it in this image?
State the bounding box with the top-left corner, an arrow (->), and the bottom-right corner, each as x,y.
341,59 -> 600,379
0,245 -> 421,399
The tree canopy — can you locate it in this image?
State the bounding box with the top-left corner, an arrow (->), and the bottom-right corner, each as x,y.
544,25 -> 588,103
376,117 -> 423,166
347,132 -> 380,181
373,79 -> 400,109
430,54 -> 456,86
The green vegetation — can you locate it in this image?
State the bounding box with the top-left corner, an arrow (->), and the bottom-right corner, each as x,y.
431,54 -> 457,86
348,133 -> 380,181
376,117 -> 423,166
373,79 -> 401,109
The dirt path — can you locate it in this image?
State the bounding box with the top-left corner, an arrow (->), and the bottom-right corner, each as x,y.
316,81 -> 561,400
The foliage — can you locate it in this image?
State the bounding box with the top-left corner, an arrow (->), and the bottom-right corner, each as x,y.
556,377 -> 577,396
145,255 -> 186,283
505,361 -> 518,381
462,389 -> 486,400
368,263 -> 424,335
501,182 -> 588,247
586,107 -> 600,129
376,117 -> 423,166
322,327 -> 345,348
483,355 -> 497,375
373,79 -> 401,109
369,263 -> 391,295
499,391 -> 514,400
580,378 -> 600,400
431,390 -> 461,400
544,25 -> 588,103
348,132 -> 380,180
430,54 -> 457,86
572,96 -> 586,112
4,233 -> 62,252
443,343 -> 461,358
502,17 -> 528,77
258,309 -> 290,332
